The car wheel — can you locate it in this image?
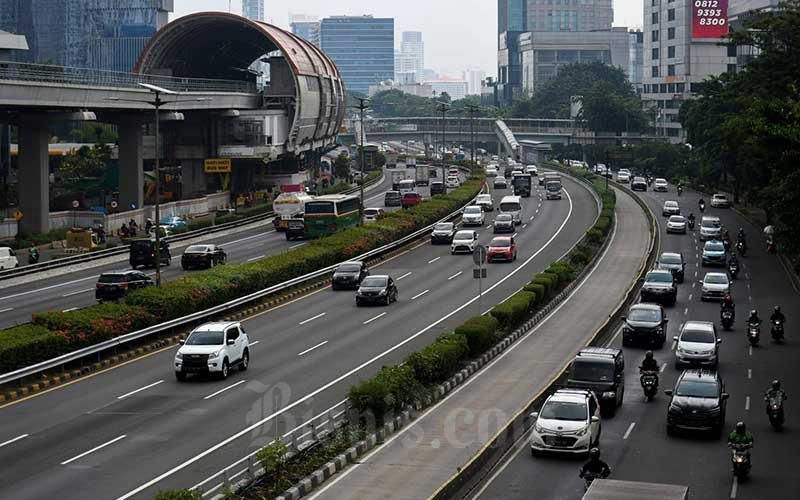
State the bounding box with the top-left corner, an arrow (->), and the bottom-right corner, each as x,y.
209,259 -> 215,269
182,265 -> 188,271
175,371 -> 187,382
356,299 -> 362,307
166,256 -> 172,266
220,359 -> 229,380
384,296 -> 390,306
239,349 -> 249,371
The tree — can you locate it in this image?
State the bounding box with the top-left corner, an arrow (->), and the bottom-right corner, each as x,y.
58,144 -> 113,190
334,152 -> 351,180
578,81 -> 647,134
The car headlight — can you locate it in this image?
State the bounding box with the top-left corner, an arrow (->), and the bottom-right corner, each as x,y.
575,427 -> 588,437
676,346 -> 688,355
533,423 -> 546,434
602,391 -> 616,399
209,350 -> 222,359
378,289 -> 387,296
175,352 -> 183,360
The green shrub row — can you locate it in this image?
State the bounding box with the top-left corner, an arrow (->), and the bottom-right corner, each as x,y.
215,203 -> 274,225
0,180 -> 482,373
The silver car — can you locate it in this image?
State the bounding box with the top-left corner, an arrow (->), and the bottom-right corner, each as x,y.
654,178 -> 669,192
700,272 -> 730,301
666,215 -> 687,234
662,201 -> 680,216
699,216 -> 722,241
674,321 -> 721,369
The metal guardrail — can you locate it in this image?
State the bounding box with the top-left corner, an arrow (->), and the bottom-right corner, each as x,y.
0,170 -> 468,386
0,174 -> 386,282
0,60 -> 256,93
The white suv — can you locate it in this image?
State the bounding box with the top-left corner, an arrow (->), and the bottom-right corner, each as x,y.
530,389 -> 601,456
175,322 -> 250,381
462,206 -> 485,226
451,230 -> 479,254
711,193 -> 730,208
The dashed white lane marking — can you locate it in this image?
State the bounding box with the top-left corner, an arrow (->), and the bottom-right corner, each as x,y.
204,380 -> 247,401
692,282 -> 697,288
0,433 -> 28,449
529,215 -> 535,221
297,341 -> 328,357
247,255 -> 265,262
684,308 -> 689,315
249,341 -> 260,346
660,363 -> 667,373
623,422 -> 636,440
688,294 -> 693,301
428,257 -> 441,264
694,271 -> 698,277
745,396 -> 751,411
62,307 -> 79,313
749,345 -> 753,356
730,477 -> 739,498
448,271 -> 463,280
61,435 -> 127,465
0,307 -> 13,314
513,233 -> 518,238
363,312 -> 387,325
299,312 -> 327,326
62,288 -> 93,297
397,272 -> 412,280
411,289 -> 430,300
117,380 -> 164,400
748,369 -> 752,379
522,224 -> 528,229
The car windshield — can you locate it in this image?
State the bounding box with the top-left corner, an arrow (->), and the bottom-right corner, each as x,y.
337,264 -> 361,273
546,183 -> 560,191
185,245 -> 209,253
364,209 -> 380,216
570,361 -> 615,382
660,254 -> 682,265
714,195 -> 727,200
646,272 -> 673,283
490,238 -> 511,248
669,216 -> 685,223
706,242 -> 725,252
386,192 -> 400,198
665,202 -> 678,208
455,231 -> 474,240
160,217 -> 175,224
628,308 -> 661,322
656,179 -> 667,184
477,195 -> 491,202
702,219 -> 721,228
434,223 -> 454,231
705,274 -> 728,284
500,202 -> 521,212
186,331 -> 224,345
361,276 -> 388,287
540,401 -> 587,421
465,206 -> 482,214
495,214 -> 512,222
681,328 -> 715,343
98,274 -> 129,283
676,380 -> 719,398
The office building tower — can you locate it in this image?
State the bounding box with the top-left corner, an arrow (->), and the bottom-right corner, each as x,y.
642,0 -> 735,141
290,14 -> 321,46
400,31 -> 424,82
0,0 -> 172,72
425,79 -> 469,101
497,0 -> 527,105
320,15 -> 394,95
463,69 -> 487,96
242,0 -> 264,22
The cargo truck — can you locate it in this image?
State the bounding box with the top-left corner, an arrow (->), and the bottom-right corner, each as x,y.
415,165 -> 430,186
391,169 -> 414,190
386,151 -> 399,169
273,185 -> 314,231
544,173 -> 562,200
511,173 -> 532,197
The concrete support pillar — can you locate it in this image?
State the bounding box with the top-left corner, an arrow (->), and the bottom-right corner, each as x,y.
18,115 -> 49,235
118,120 -> 144,212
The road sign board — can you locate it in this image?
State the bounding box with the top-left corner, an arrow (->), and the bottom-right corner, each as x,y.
473,268 -> 487,279
204,158 -> 232,173
72,200 -> 79,208
110,201 -> 118,209
12,209 -> 23,221
607,149 -> 633,162
473,245 -> 487,266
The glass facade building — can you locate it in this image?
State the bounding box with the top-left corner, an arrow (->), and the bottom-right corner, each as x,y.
242,0 -> 264,22
0,0 -> 171,71
320,15 -> 394,96
291,15 -> 321,47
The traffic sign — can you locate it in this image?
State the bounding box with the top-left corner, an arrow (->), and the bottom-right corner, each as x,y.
607,149 -> 633,162
473,268 -> 487,279
12,209 -> 23,221
72,200 -> 79,209
473,245 -> 487,266
110,201 -> 118,209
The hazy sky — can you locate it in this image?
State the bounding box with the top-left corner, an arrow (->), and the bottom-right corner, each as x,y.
173,0 -> 643,78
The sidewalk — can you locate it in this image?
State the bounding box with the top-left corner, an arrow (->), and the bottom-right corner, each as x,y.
309,187 -> 651,500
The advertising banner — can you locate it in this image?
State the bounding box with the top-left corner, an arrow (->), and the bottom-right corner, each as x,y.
692,0 -> 729,39
204,158 -> 232,173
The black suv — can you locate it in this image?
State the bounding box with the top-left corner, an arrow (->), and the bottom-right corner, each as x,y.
566,347 -> 625,416
640,269 -> 678,306
431,222 -> 457,244
430,181 -> 445,196
95,270 -> 153,302
665,369 -> 728,437
622,303 -> 668,348
332,261 -> 370,290
658,252 -> 686,283
130,239 -> 171,269
356,275 -> 398,306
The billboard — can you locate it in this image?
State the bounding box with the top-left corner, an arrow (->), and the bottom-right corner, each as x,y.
692,0 -> 729,39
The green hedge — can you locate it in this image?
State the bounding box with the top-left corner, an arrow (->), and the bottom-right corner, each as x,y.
0,324 -> 67,373
490,291 -> 535,330
406,333 -> 469,385
454,316 -> 499,357
215,203 -> 274,225
32,304 -> 157,349
523,282 -> 545,304
320,183 -> 352,195
349,365 -> 424,423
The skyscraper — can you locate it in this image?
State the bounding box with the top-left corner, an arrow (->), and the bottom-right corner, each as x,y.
242,0 -> 264,22
0,0 -> 172,72
290,14 -> 320,46
400,31 -> 424,82
320,15 -> 394,95
463,69 -> 487,96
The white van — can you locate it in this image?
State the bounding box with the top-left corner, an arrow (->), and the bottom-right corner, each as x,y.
499,195 -> 523,225
0,247 -> 19,270
398,179 -> 416,193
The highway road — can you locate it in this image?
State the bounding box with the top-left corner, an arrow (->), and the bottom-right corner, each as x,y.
0,173 -> 598,499
471,183 -> 800,500
0,172 -> 395,330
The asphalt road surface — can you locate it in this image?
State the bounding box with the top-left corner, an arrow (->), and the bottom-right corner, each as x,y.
471,183 -> 799,500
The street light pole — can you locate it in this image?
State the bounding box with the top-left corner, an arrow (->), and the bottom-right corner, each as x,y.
353,97 -> 370,225
436,101 -> 449,194
153,91 -> 163,286
465,104 -> 479,176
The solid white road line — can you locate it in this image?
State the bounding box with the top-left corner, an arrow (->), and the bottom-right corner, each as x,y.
61,435 -> 126,465
660,363 -> 667,373
745,396 -> 750,411
117,380 -> 164,400
62,288 -> 93,298
249,341 -> 260,346
247,255 -> 265,262
297,341 -> 329,357
61,307 -> 79,313
749,345 -> 753,356
0,307 -> 13,314
363,312 -> 387,325
203,380 -> 247,401
411,289 -> 430,300
397,272 -> 412,281
623,422 -> 636,440
299,312 -> 327,326
428,257 -> 441,264
730,477 -> 738,499
448,271 -> 463,280
0,433 -> 29,449
117,186 -> 578,500
289,243 -> 306,250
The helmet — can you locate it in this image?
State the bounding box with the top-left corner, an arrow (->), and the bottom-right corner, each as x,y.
724,296 -> 733,305
645,351 -> 654,360
736,422 -> 746,434
772,380 -> 781,391
589,447 -> 601,460
751,309 -> 758,317
774,305 -> 781,313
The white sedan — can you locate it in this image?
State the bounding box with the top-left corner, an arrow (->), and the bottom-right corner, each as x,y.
666,215 -> 687,234
461,206 -> 485,226
451,230 -> 479,254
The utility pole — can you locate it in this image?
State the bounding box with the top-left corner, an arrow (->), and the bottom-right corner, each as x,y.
436,101 -> 449,193
352,97 -> 370,225
465,103 -> 480,176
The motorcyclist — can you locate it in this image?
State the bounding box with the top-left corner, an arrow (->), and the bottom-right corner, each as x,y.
28,244 -> 39,264
738,227 -> 746,242
770,306 -> 786,324
728,422 -> 754,454
145,218 -> 154,235
698,197 -> 706,211
748,309 -> 761,326
580,448 -> 611,480
720,295 -> 736,320
764,379 -> 787,403
640,351 -> 659,372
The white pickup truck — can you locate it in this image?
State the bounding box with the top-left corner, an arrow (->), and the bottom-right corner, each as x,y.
174,321 -> 250,381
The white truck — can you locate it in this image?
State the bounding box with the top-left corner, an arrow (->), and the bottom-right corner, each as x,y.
415,165 -> 430,186
391,169 -> 414,190
406,156 -> 417,168
175,321 -> 250,381
273,186 -> 314,231
386,151 -> 399,169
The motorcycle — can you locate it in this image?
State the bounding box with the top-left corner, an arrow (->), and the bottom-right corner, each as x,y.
728,261 -> 739,279
699,201 -> 705,212
28,249 -> 39,265
730,443 -> 752,479
723,237 -> 732,252
737,240 -> 747,257
688,218 -> 696,230
771,320 -> 784,343
722,310 -> 735,331
677,186 -> 683,196
766,395 -> 785,431
767,239 -> 777,254
748,322 -> 761,346
640,370 -> 659,401
580,470 -> 610,491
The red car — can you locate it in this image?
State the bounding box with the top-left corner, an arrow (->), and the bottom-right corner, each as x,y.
402,192 -> 422,209
487,236 -> 517,262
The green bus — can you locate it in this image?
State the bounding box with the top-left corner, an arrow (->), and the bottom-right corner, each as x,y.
303,194 -> 361,238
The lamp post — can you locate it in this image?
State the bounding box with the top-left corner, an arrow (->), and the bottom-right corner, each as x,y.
465,104 -> 480,176
352,97 -> 370,225
436,101 -> 449,193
